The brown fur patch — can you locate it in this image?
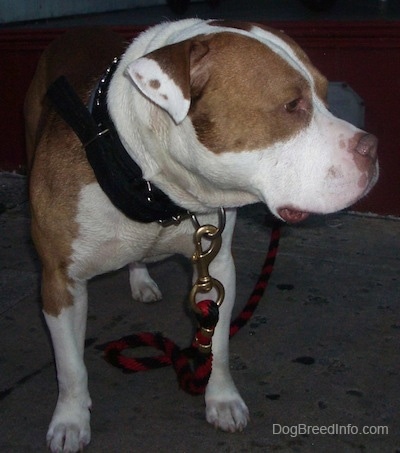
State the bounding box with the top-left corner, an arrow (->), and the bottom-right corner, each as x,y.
209,21 -> 328,102
188,32 -> 317,153
251,23 -> 328,101
150,79 -> 161,89
26,28 -> 126,315
145,39 -> 210,101
209,20 -> 253,32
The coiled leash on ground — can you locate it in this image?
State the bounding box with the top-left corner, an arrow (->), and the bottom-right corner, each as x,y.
103,214 -> 281,395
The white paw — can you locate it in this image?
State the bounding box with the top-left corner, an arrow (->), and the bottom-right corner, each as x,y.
46,400 -> 91,453
205,393 -> 250,432
130,278 -> 162,303
129,263 -> 162,303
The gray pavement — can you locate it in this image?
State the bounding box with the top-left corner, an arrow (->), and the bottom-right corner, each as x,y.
0,172 -> 399,452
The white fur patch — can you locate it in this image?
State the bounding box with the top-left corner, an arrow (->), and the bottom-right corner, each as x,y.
126,57 -> 190,124
44,307 -> 92,453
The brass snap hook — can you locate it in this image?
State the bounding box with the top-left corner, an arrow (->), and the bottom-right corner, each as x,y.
189,209 -> 226,314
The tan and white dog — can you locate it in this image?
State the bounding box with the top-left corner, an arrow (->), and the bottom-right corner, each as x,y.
25,19 -> 378,452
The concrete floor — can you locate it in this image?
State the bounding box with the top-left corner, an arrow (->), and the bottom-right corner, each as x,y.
0,172 -> 399,452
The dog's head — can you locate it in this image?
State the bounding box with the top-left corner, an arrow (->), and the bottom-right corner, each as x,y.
123,20 -> 378,221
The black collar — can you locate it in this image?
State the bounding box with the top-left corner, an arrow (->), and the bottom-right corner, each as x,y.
47,59 -> 190,226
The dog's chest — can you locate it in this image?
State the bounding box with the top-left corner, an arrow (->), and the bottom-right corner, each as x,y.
67,183 -> 194,279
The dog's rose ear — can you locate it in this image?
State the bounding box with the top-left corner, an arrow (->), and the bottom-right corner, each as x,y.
126,40 -> 210,124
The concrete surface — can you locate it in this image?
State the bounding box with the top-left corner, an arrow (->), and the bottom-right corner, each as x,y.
0,172 -> 399,452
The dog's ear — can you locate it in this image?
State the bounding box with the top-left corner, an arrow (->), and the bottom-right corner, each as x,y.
126,40 -> 210,124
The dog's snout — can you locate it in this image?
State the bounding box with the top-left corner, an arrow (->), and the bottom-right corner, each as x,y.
354,133 -> 378,161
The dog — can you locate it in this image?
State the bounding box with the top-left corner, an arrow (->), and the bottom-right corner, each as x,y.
25,19 -> 378,452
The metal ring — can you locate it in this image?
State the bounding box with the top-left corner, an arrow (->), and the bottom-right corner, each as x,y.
189,277 -> 225,314
191,207 -> 226,239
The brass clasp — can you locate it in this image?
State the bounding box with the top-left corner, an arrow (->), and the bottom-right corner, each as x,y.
189,209 -> 226,314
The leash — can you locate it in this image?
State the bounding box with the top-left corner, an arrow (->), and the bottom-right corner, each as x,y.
103,222 -> 281,395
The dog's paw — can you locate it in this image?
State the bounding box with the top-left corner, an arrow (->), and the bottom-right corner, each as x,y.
46,401 -> 91,453
130,278 -> 162,303
205,395 -> 250,432
129,263 -> 162,303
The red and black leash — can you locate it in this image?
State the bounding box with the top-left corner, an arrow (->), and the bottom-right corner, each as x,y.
103,224 -> 281,395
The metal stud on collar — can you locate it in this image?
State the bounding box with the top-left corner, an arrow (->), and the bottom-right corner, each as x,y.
94,57 -> 120,110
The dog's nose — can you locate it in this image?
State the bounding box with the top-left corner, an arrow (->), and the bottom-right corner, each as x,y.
354,133 -> 378,161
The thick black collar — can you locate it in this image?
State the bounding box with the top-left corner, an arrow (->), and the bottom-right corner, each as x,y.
47,59 -> 190,225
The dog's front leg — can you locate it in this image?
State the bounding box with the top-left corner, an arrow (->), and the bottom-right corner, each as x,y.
200,209 -> 250,432
42,274 -> 92,453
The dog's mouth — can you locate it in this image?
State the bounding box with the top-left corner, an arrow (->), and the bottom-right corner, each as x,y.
278,207 -> 310,223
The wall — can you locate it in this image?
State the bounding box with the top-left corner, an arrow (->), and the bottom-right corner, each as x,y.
0,21 -> 399,216
0,1 -> 166,23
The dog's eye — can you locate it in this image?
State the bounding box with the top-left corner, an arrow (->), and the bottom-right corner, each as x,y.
285,98 -> 301,113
